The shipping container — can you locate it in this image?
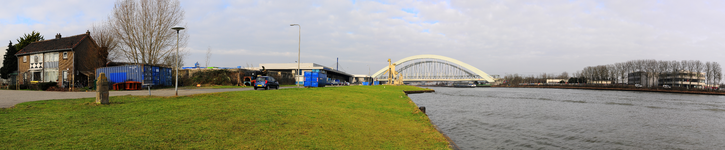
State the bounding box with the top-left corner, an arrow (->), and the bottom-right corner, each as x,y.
303,71 -> 327,87
96,64 -> 173,87
317,74 -> 327,87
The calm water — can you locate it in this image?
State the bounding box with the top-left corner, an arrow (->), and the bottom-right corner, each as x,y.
408,87 -> 725,150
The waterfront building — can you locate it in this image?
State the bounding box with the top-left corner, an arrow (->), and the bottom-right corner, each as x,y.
589,80 -> 613,84
657,71 -> 706,88
627,71 -> 654,86
546,79 -> 568,83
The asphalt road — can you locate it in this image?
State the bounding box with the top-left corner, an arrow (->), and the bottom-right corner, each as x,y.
0,87 -> 294,108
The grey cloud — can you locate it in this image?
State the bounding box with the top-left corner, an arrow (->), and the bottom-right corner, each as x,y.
1,0 -> 724,76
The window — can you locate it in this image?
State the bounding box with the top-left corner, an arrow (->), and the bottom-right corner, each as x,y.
44,70 -> 58,82
33,72 -> 41,81
63,52 -> 68,59
23,56 -> 26,62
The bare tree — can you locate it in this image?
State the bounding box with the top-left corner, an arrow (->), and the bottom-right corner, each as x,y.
206,46 -> 212,67
109,0 -> 188,66
606,64 -> 616,84
656,60 -> 669,88
712,62 -> 722,87
693,60 -> 703,89
670,60 -> 680,87
558,71 -> 569,79
705,62 -> 712,90
162,50 -> 187,68
642,60 -> 657,88
91,22 -> 120,64
616,62 -> 626,85
681,60 -> 691,89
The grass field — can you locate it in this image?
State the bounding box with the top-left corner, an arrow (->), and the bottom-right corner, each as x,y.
176,84 -> 300,89
0,85 -> 450,149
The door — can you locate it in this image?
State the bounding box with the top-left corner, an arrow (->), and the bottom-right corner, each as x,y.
62,71 -> 68,87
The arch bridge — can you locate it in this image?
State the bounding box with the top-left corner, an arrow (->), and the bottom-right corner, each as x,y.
372,54 -> 495,82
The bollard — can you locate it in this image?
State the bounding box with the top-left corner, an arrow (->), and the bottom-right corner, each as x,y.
418,106 -> 426,114
96,73 -> 110,104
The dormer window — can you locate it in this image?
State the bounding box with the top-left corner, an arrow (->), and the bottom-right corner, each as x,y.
63,52 -> 68,59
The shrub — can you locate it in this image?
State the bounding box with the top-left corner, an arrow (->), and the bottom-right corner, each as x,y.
39,82 -> 58,91
191,70 -> 232,85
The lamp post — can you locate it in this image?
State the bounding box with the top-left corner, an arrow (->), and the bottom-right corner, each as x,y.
290,24 -> 300,87
171,25 -> 185,96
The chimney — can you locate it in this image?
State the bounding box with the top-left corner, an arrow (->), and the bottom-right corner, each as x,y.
55,33 -> 61,39
86,30 -> 90,35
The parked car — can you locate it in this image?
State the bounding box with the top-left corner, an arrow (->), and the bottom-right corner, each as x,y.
663,85 -> 671,88
635,84 -> 643,88
254,76 -> 280,90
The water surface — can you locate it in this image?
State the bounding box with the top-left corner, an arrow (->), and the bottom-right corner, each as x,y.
408,87 -> 725,149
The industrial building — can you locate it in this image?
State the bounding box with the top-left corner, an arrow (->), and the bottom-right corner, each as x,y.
257,63 -> 355,85
629,70 -> 708,88
627,71 -> 652,86
352,75 -> 373,84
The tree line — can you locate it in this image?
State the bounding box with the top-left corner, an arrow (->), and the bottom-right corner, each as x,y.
501,59 -> 723,89
572,60 -> 722,88
502,72 -> 570,85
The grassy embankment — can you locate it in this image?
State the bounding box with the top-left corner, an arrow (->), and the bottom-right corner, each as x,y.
0,86 -> 450,149
179,84 -> 299,89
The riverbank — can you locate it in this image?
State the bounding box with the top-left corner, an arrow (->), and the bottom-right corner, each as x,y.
493,85 -> 725,95
0,86 -> 450,149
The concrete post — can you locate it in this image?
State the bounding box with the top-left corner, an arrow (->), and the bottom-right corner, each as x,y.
96,73 -> 109,104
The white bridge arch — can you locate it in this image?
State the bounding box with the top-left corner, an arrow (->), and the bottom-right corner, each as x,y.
372,54 -> 495,82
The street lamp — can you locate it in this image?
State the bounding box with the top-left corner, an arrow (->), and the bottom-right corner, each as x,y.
290,24 -> 300,87
171,25 -> 185,96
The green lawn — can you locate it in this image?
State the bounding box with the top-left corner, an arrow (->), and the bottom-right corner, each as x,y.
0,85 -> 450,149
177,84 -> 300,89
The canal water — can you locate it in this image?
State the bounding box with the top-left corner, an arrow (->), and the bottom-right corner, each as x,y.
408,87 -> 725,150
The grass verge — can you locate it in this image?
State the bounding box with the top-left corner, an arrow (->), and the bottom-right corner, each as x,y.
0,85 -> 449,149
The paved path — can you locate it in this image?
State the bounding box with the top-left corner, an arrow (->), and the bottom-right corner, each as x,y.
0,87 -> 294,108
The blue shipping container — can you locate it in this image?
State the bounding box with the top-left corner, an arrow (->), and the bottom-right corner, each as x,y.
303,71 -> 327,87
96,64 -> 173,86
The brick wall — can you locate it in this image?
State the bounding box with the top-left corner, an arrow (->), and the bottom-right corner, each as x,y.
17,55 -> 29,84
74,38 -> 101,72
58,51 -> 74,86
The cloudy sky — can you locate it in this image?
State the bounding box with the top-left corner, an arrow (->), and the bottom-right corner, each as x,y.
2,0 -> 724,76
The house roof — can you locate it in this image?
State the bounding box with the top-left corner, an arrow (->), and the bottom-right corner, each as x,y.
15,33 -> 90,56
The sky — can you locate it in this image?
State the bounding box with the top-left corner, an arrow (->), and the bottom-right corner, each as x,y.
2,0 -> 725,76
